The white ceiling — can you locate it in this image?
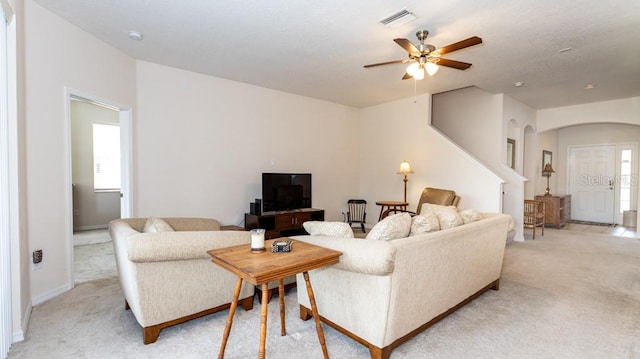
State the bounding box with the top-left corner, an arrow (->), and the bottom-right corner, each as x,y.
33,0 -> 640,109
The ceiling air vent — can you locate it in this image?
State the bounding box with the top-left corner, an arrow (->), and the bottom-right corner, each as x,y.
379,9 -> 417,28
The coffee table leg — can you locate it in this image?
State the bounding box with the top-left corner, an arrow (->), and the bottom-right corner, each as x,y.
303,271 -> 329,359
259,283 -> 269,359
218,277 -> 243,359
278,278 -> 286,336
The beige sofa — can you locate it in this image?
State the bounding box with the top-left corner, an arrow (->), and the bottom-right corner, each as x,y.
292,213 -> 512,359
109,217 -> 255,344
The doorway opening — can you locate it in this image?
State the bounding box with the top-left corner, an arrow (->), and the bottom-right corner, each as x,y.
66,89 -> 132,285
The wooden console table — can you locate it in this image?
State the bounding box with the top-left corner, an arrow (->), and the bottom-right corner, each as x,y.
245,208 -> 325,239
208,239 -> 341,359
535,194 -> 571,228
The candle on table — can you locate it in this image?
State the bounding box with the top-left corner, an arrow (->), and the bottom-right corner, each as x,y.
250,229 -> 265,253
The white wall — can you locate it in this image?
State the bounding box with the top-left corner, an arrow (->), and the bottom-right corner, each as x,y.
538,99 -> 640,225
359,94 -> 503,222
431,87 -> 537,241
523,125 -> 537,198
431,87 -> 504,167
537,97 -> 640,131
134,61 -> 360,225
503,95 -> 537,174
500,95 -> 537,241
556,123 -> 640,195
23,0 -> 136,306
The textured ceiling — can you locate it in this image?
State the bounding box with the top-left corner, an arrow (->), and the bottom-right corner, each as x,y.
33,0 -> 640,109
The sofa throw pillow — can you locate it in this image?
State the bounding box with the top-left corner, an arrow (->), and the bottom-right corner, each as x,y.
303,221 -> 354,238
420,203 -> 463,230
366,213 -> 411,241
410,213 -> 440,236
459,209 -> 483,224
143,217 -> 175,233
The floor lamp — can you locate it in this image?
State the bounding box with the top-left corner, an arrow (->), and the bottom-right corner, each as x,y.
397,161 -> 414,203
543,163 -> 555,196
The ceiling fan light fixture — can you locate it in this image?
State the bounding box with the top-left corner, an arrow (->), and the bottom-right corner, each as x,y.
364,32 -> 482,81
406,62 -> 424,80
426,62 -> 439,76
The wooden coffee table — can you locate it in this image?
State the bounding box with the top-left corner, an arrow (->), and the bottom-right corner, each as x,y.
208,238 -> 341,359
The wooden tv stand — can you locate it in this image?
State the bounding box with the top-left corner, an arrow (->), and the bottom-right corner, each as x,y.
244,208 -> 324,239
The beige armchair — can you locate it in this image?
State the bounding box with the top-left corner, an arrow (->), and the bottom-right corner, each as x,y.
381,187 -> 460,219
109,217 -> 255,344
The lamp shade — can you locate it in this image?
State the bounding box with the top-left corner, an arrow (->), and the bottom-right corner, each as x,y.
406,62 -> 425,80
426,61 -> 439,76
542,163 -> 555,176
397,161 -> 414,175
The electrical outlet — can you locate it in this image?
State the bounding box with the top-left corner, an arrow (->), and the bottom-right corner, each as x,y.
33,249 -> 43,264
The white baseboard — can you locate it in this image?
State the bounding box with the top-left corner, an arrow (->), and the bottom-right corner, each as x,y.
21,271 -> 74,346
11,301 -> 30,344
31,283 -> 72,307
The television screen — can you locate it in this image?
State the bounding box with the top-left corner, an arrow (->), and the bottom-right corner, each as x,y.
262,173 -> 312,212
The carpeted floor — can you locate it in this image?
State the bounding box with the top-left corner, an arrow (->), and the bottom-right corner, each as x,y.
73,229 -> 117,284
74,229 -> 112,246
8,228 -> 640,358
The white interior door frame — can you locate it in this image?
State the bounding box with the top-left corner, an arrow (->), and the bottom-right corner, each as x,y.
0,2 -> 13,354
63,87 -> 133,286
567,142 -> 638,224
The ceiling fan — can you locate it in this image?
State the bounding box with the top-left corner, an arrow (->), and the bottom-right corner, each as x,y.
364,30 -> 483,80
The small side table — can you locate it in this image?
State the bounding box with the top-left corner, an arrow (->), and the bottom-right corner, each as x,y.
208,239 -> 341,359
375,200 -> 409,220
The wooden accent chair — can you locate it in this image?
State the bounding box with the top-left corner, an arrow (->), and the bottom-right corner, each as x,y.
381,187 -> 460,219
347,199 -> 367,233
524,199 -> 546,239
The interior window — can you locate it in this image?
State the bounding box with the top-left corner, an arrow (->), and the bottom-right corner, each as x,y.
619,149 -> 632,213
92,123 -> 121,191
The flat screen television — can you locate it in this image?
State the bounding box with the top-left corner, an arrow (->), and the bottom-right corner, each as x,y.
262,173 -> 312,212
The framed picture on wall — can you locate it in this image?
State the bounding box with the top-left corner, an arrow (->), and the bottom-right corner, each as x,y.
542,150 -> 552,173
507,138 -> 515,169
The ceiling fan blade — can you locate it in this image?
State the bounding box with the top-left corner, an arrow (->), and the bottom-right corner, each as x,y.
436,36 -> 482,55
394,38 -> 420,56
402,72 -> 413,80
436,58 -> 473,70
363,59 -> 408,68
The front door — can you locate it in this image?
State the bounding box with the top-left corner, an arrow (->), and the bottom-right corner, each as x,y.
568,145 -> 616,223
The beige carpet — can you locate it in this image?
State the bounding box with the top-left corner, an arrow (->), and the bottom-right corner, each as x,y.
8,228 -> 640,358
73,229 -> 117,284
73,229 -> 112,246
